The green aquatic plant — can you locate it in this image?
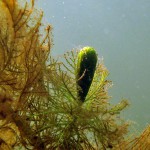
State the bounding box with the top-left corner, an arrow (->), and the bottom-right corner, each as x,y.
76,47 -> 97,102
1,0 -> 150,150
43,49 -> 129,149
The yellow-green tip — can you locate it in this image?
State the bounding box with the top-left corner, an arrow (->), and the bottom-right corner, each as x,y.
76,47 -> 97,102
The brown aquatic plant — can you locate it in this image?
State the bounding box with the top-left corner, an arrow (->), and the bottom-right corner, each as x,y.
114,125 -> 150,149
0,0 -> 149,150
0,0 -> 51,149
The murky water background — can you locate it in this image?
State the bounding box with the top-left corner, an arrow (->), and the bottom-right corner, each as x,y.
36,0 -> 150,132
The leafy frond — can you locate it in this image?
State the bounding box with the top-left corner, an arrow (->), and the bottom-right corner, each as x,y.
34,49 -> 129,149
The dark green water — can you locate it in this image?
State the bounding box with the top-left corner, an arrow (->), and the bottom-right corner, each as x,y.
36,0 -> 150,132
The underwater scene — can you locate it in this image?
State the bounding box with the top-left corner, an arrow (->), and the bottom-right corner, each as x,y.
36,0 -> 150,132
0,0 -> 150,149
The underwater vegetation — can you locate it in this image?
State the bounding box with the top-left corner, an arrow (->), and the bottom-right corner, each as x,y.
0,0 -> 150,150
76,47 -> 97,102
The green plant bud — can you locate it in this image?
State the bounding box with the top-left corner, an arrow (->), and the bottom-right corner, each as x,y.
76,47 -> 97,102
